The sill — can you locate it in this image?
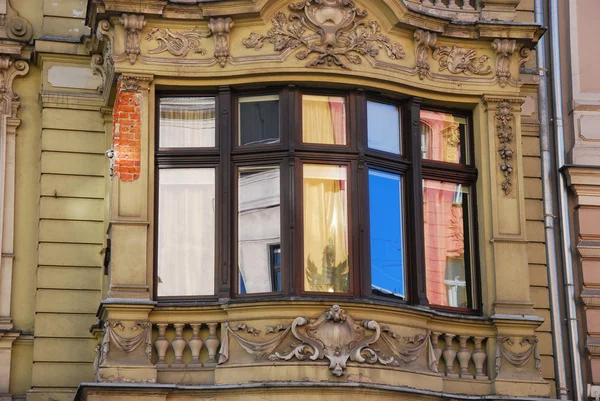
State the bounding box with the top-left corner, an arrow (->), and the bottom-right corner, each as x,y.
154,295 -> 487,320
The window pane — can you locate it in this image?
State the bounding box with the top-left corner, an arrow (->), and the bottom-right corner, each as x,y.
423,179 -> 472,308
302,95 -> 347,145
159,97 -> 216,148
303,164 -> 349,293
238,166 -> 281,294
157,168 -> 215,296
238,95 -> 280,146
420,111 -> 467,164
367,101 -> 401,154
369,170 -> 404,298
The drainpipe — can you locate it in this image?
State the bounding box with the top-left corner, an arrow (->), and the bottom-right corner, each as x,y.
546,0 -> 585,399
534,0 -> 569,399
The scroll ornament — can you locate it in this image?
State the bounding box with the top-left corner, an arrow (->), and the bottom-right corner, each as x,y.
218,305 -> 434,377
145,17 -> 234,67
414,30 -> 437,80
495,101 -> 514,195
146,27 -> 211,57
492,39 -> 516,88
95,321 -> 152,368
432,45 -> 492,76
242,0 -> 405,70
495,336 -> 541,375
120,14 -> 146,65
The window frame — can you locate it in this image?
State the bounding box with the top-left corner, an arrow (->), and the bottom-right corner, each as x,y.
153,86 -> 481,314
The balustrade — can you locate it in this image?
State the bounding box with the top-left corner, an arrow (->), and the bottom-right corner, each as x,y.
431,332 -> 489,380
406,0 -> 480,21
152,323 -> 221,369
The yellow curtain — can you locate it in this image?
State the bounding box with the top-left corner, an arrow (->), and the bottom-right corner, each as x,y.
303,165 -> 349,293
302,95 -> 346,145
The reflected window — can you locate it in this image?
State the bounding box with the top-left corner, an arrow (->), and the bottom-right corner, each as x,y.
420,111 -> 467,164
157,168 -> 215,296
369,170 -> 404,298
423,179 -> 472,308
238,95 -> 280,146
367,101 -> 401,154
302,95 -> 347,145
303,164 -> 349,293
237,166 -> 281,294
159,97 -> 216,148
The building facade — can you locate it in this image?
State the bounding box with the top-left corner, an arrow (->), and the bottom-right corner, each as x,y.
0,0 -> 590,400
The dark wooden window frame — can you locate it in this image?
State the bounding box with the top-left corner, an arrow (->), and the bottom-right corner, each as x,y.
154,86 -> 480,314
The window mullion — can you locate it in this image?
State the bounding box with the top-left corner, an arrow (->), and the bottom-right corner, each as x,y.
218,86 -> 231,299
406,98 -> 429,306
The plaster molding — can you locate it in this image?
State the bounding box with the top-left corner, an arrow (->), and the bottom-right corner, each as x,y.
491,39 -> 516,88
145,27 -> 210,58
242,1 -> 405,70
432,45 -> 492,76
495,336 -> 542,376
414,29 -> 437,80
120,14 -> 147,65
209,17 -> 234,68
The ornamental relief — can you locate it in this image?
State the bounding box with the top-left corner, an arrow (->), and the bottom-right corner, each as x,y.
95,6 -> 528,88
218,304 -> 437,376
241,0 -> 405,69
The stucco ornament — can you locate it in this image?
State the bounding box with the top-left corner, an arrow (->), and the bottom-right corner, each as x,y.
120,14 -> 146,65
492,39 -> 516,87
242,0 -> 405,69
414,30 -> 437,80
432,45 -> 491,75
96,321 -> 152,368
495,336 -> 541,375
495,100 -> 515,195
146,27 -> 210,57
268,305 -> 395,376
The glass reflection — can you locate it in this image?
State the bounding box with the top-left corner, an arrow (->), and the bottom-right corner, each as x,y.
367,101 -> 401,154
369,170 -> 404,298
420,111 -> 467,164
302,95 -> 347,145
238,166 -> 281,294
157,168 -> 215,296
238,95 -> 280,146
423,179 -> 471,308
159,97 -> 216,148
303,164 -> 349,293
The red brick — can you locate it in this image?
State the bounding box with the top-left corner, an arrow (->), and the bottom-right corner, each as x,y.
113,79 -> 142,182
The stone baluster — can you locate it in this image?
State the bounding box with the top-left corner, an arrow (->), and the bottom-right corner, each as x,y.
448,0 -> 460,9
442,334 -> 458,377
422,0 -> 434,6
431,332 -> 443,373
461,0 -> 475,10
171,324 -> 186,368
205,323 -> 220,366
457,336 -> 473,378
434,0 -> 446,8
472,336 -> 488,380
189,324 -> 203,367
155,324 -> 169,368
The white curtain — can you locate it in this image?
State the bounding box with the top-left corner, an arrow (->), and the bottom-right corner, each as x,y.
157,168 -> 215,296
159,97 -> 216,148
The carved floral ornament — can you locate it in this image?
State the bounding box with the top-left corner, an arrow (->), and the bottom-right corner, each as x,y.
494,100 -> 516,195
242,0 -> 406,69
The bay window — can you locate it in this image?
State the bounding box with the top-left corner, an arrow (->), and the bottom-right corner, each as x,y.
155,86 -> 478,311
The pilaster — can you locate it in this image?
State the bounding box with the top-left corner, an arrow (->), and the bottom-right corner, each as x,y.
107,73 -> 153,301
482,96 -> 534,317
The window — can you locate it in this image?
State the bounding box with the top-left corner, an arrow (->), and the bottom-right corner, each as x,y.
155,87 -> 478,311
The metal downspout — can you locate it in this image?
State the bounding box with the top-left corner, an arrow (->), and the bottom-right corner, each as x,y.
547,0 -> 585,399
534,0 -> 569,398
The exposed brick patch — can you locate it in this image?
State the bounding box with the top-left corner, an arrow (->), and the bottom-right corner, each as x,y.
113,79 -> 142,182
